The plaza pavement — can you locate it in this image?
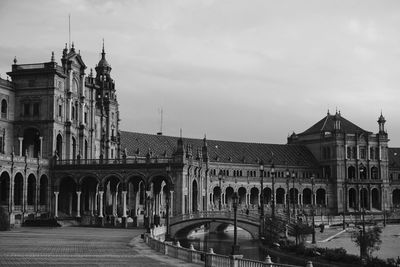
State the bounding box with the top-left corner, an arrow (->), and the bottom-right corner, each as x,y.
0,226 -> 201,266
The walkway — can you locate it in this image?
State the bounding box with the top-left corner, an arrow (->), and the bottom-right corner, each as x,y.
0,227 -> 200,266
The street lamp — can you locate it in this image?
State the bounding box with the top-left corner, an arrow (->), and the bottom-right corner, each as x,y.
285,169 -> 290,223
311,175 -> 316,244
231,192 -> 240,255
165,165 -> 172,241
271,163 -> 275,219
260,160 -> 264,237
218,170 -> 223,211
292,171 -> 296,219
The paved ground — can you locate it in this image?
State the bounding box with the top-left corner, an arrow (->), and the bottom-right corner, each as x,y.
0,227 -> 201,266
306,224 -> 400,260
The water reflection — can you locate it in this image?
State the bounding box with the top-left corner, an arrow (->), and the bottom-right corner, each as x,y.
177,227 -> 266,261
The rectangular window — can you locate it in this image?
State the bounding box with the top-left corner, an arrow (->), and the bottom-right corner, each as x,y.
58,105 -> 62,117
0,136 -> 3,153
84,112 -> 88,124
33,103 -> 39,116
360,147 -> 366,159
24,103 -> 30,116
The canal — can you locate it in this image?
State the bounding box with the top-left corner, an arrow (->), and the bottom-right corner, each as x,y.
177,227 -> 268,261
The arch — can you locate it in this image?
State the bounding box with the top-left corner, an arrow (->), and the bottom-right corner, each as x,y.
56,134 -> 63,160
22,128 -> 40,157
303,188 -> 312,205
0,171 -> 10,205
371,167 -> 378,180
225,186 -> 234,208
59,176 -> 77,217
276,188 -> 285,204
238,187 -> 246,206
349,188 -> 357,209
14,173 -> 24,206
80,176 -> 99,215
360,188 -> 368,209
316,188 -> 325,205
39,174 -> 48,205
250,187 -> 259,206
192,180 -> 198,212
1,99 -> 7,118
27,174 -> 36,205
348,166 -> 356,180
371,188 -> 380,210
103,175 -> 121,217
213,186 -> 222,209
393,189 -> 400,207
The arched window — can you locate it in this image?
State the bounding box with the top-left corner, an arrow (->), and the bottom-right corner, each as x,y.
371,167 -> 379,179
1,99 -> 7,119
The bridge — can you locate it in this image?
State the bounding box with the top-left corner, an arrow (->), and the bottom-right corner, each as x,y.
169,211 -> 261,239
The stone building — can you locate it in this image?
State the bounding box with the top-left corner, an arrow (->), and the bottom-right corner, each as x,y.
0,45 -> 399,228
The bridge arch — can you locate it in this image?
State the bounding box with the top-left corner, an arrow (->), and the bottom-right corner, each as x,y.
171,215 -> 259,239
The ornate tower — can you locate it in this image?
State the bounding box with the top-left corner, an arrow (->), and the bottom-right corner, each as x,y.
94,42 -> 120,159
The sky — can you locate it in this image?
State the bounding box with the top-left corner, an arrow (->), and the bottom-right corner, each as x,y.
0,0 -> 399,146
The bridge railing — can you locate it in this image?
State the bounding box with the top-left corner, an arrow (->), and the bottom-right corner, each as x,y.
144,226 -> 312,267
170,211 -> 260,225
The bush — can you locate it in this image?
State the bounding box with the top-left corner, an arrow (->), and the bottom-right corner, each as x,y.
0,206 -> 10,231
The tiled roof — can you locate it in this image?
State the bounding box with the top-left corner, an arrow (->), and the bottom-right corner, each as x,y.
298,113 -> 370,136
389,148 -> 400,169
120,131 -> 319,167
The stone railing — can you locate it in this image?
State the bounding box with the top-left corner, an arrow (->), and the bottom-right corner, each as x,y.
170,211 -> 260,225
144,226 -> 313,267
55,156 -> 173,166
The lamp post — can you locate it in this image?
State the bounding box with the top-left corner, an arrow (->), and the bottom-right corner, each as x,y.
218,170 -> 223,211
292,171 -> 296,219
360,186 -> 366,261
311,175 -> 316,244
285,169 -> 290,223
259,160 -> 264,237
231,192 -> 240,255
271,164 -> 275,219
165,165 -> 172,241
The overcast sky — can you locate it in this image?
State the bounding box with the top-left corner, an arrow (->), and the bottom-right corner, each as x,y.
1,0 -> 399,146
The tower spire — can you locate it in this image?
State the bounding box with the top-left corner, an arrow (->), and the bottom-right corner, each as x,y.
102,38 -> 105,58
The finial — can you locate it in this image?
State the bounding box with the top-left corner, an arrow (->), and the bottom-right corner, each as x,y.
90,68 -> 93,77
180,128 -> 182,138
51,51 -> 55,62
102,38 -> 105,53
71,42 -> 75,51
13,56 -> 17,64
78,50 -> 80,55
327,109 -> 330,115
65,43 -> 67,49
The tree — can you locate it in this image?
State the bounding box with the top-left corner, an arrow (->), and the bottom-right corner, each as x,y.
351,225 -> 382,259
288,221 -> 313,245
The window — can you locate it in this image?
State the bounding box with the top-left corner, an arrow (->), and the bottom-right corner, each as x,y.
1,99 -> 7,119
0,136 -> 3,153
33,103 -> 39,116
84,111 -> 88,124
58,105 -> 62,117
71,106 -> 75,120
111,149 -> 114,159
370,147 -> 375,160
347,147 -> 351,159
24,103 -> 30,116
360,147 -> 366,159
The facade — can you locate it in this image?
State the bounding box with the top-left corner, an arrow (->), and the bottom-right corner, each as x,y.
0,45 -> 400,228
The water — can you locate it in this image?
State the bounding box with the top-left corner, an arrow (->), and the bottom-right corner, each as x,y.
177,227 -> 267,261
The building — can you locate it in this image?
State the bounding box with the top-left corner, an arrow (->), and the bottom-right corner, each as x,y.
0,45 -> 399,227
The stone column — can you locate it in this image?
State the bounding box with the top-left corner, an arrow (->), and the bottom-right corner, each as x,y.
68,193 -> 73,215
170,191 -> 174,216
76,191 -> 81,217
122,191 -> 127,228
98,191 -> 104,217
39,136 -> 43,158
54,192 -> 59,217
94,192 -> 98,215
18,137 -> 23,156
112,193 -> 117,216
